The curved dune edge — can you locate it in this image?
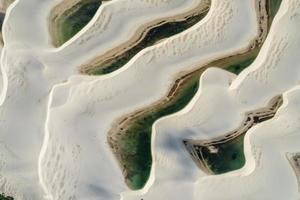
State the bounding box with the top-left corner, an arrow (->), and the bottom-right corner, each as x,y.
192,85 -> 300,199
108,0 -> 270,189
182,94 -> 282,175
119,0 -> 300,199
0,0 -> 14,103
39,0 -> 260,199
0,0 -> 215,198
0,0 -> 217,199
0,0 -> 202,198
49,0 -> 112,47
40,0 -> 214,78
0,0 -> 296,200
286,152 -> 300,192
78,0 -> 211,74
0,0 -> 14,45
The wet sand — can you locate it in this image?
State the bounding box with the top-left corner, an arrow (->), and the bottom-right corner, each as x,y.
286,153 -> 300,192
49,0 -> 111,47
107,0 -> 275,189
183,95 -> 283,174
79,0 -> 211,74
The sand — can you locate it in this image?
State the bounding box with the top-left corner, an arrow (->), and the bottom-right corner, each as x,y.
0,0 -> 299,199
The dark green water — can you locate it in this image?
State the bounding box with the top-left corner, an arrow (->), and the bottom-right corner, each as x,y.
123,51 -> 257,189
90,10 -> 209,75
203,0 -> 283,174
54,0 -> 282,191
226,56 -> 256,75
0,194 -> 13,200
201,135 -> 245,174
270,0 -> 282,20
56,0 -> 101,46
121,0 -> 283,188
121,80 -> 200,189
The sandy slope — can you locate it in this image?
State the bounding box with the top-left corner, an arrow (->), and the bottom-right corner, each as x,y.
42,0 -> 210,75
0,0 -> 14,95
0,0 -> 299,199
120,0 -> 300,199
0,0 -> 212,199
40,0 -> 259,199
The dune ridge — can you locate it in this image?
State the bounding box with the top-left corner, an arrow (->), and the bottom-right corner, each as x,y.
0,0 -> 298,199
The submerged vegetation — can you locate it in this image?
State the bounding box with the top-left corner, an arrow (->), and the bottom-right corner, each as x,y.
269,0 -> 282,22
198,0 -> 282,174
51,0 -> 283,190
186,134 -> 246,174
87,5 -> 210,75
113,0 -> 283,190
51,0 -> 102,46
200,135 -> 246,174
116,48 -> 258,189
202,135 -> 246,174
118,74 -> 201,189
184,95 -> 283,174
0,194 -> 13,200
226,56 -> 256,75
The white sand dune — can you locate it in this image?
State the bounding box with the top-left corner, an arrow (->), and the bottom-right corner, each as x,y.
0,0 -> 299,199
42,0 -> 209,75
40,0 -> 259,199
121,0 -> 300,199
0,0 -> 215,199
